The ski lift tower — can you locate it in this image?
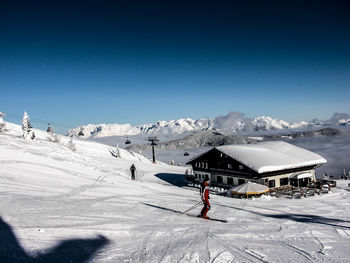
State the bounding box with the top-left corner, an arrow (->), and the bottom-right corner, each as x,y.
148,136 -> 159,164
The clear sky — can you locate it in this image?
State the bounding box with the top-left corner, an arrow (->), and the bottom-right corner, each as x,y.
1,0 -> 349,134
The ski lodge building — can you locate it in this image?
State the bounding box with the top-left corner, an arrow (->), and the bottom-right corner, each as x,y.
186,141 -> 327,189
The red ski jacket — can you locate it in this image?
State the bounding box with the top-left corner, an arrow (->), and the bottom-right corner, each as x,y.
201,182 -> 210,206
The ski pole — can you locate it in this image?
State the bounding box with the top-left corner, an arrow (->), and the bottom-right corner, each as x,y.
181,201 -> 203,214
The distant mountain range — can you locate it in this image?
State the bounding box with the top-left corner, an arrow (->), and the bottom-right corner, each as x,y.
68,112 -> 350,138
126,127 -> 343,153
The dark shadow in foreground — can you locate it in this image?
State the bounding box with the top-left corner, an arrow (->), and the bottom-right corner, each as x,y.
154,173 -> 187,187
0,216 -> 109,263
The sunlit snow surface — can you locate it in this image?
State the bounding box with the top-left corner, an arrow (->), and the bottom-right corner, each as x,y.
1,123 -> 350,262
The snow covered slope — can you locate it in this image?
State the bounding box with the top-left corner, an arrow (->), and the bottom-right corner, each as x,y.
1,122 -> 350,262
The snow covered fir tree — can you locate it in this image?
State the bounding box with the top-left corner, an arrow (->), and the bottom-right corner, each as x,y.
0,112 -> 6,132
45,123 -> 60,143
67,137 -> 77,151
21,111 -> 33,139
48,130 -> 60,143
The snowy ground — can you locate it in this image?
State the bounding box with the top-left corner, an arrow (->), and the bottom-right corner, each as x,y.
1,124 -> 350,262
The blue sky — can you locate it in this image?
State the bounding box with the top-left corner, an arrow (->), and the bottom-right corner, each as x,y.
1,0 -> 349,134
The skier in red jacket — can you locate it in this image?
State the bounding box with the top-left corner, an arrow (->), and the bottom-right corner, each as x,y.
200,176 -> 210,219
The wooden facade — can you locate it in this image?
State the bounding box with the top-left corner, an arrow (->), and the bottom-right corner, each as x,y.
186,148 -> 317,189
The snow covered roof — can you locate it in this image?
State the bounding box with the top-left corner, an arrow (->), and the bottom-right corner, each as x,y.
216,141 -> 327,173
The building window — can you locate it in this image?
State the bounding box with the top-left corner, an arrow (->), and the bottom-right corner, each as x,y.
220,153 -> 223,158
217,176 -> 223,183
239,165 -> 243,170
238,179 -> 245,185
228,164 -> 232,169
280,177 -> 289,186
264,178 -> 269,186
227,177 -> 233,185
205,162 -> 208,169
269,180 -> 275,188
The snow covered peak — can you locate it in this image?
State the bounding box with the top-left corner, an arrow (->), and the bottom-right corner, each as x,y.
70,123 -> 140,138
68,112 -> 347,139
330,113 -> 350,125
252,116 -> 290,131
68,113 -> 310,138
338,119 -> 350,126
69,118 -> 215,138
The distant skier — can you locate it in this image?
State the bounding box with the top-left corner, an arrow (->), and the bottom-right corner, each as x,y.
130,164 -> 136,180
199,176 -> 210,219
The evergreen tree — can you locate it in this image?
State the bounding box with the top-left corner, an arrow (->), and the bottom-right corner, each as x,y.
47,123 -> 61,143
48,132 -> 60,143
21,111 -> 33,138
0,112 -> 6,132
67,137 -> 77,151
47,123 -> 53,133
22,111 -> 32,133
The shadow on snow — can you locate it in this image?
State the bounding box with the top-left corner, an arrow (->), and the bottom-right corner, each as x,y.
154,173 -> 186,187
0,216 -> 109,263
141,202 -> 182,214
141,199 -> 350,229
215,204 -> 350,229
